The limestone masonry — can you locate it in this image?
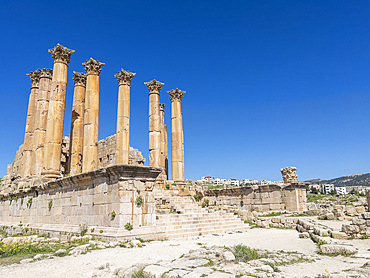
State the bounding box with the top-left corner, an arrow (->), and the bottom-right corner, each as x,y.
0,43 -> 307,240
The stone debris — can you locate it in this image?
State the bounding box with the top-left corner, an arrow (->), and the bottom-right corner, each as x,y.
280,167 -> 298,184
319,244 -> 357,255
91,245 -> 316,278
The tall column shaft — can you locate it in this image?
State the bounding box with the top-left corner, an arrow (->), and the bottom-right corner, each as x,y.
43,44 -> 74,177
115,69 -> 135,165
21,70 -> 40,178
145,79 -> 164,169
69,72 -> 86,175
33,69 -> 52,176
159,103 -> 168,180
164,123 -> 169,178
82,58 -> 104,173
168,89 -> 185,182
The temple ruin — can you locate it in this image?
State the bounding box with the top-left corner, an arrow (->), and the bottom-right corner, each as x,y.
0,44 -> 307,240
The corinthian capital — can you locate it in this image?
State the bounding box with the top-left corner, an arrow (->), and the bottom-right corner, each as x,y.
38,68 -> 53,79
48,44 -> 75,65
114,68 -> 136,86
26,70 -> 41,88
144,79 -> 164,93
167,88 -> 185,102
159,103 -> 165,112
82,58 -> 105,75
72,72 -> 87,87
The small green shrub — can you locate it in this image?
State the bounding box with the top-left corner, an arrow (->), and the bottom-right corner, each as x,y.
90,228 -> 95,233
21,198 -> 24,205
201,199 -> 210,208
240,200 -> 244,207
131,268 -> 155,278
234,244 -> 267,262
27,198 -> 33,207
99,230 -> 103,233
193,194 -> 201,202
80,226 -> 88,237
8,197 -> 12,202
125,223 -> 133,231
136,196 -> 143,207
165,184 -> 170,190
48,200 -> 53,210
110,210 -> 116,219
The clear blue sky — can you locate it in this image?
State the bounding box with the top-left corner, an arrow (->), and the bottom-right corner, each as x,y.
1,0 -> 370,182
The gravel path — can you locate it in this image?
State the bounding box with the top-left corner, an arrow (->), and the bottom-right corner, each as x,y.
0,228 -> 368,278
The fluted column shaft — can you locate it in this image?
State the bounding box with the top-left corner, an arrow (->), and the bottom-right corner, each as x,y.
168,89 -> 185,182
145,80 -> 164,169
159,104 -> 168,180
43,44 -> 75,177
69,72 -> 86,175
115,69 -> 135,165
33,69 -> 52,176
21,70 -> 40,178
82,58 -> 105,173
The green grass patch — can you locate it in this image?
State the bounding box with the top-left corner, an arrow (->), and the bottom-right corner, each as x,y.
306,194 -> 328,203
131,268 -> 156,278
233,244 -> 267,263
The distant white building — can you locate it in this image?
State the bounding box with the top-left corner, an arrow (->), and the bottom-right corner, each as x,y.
336,186 -> 347,195
229,179 -> 240,186
239,179 -> 260,186
321,184 -> 335,194
201,176 -> 214,183
214,178 -> 227,185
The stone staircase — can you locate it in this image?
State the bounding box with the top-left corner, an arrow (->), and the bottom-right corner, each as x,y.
155,189 -> 249,239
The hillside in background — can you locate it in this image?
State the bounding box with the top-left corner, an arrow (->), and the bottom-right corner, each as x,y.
305,173 -> 370,187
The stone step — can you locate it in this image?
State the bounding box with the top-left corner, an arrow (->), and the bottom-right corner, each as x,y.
165,226 -> 248,239
156,216 -> 243,226
157,221 -> 246,231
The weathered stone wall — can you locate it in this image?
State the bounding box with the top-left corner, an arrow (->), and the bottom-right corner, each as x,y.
4,134 -> 145,183
201,183 -> 307,212
0,165 -> 161,229
97,134 -> 145,168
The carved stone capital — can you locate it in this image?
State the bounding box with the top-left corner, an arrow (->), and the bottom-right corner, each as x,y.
38,68 -> 53,79
48,44 -> 75,65
159,103 -> 165,112
144,79 -> 164,93
72,71 -> 87,87
114,68 -> 136,86
167,88 -> 185,102
26,70 -> 41,88
82,58 -> 105,75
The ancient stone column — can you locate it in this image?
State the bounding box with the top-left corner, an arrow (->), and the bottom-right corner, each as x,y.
114,69 -> 136,165
159,103 -> 168,179
144,80 -> 164,168
20,70 -> 40,178
43,44 -> 75,177
82,58 -> 105,173
167,89 -> 185,182
69,72 -> 86,175
33,68 -> 53,176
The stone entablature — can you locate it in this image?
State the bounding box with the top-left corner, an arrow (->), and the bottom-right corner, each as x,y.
0,165 -> 161,229
200,182 -> 308,212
